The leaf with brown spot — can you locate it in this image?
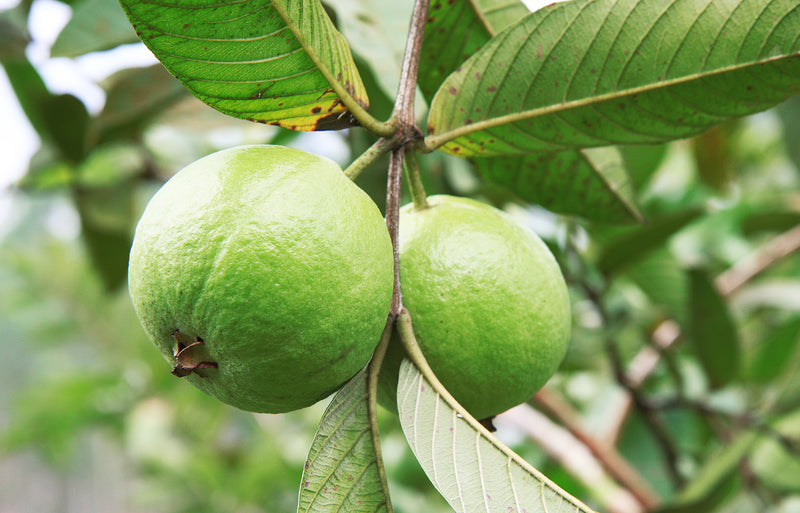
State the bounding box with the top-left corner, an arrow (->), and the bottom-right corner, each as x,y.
120,0 -> 370,131
426,0 -> 800,156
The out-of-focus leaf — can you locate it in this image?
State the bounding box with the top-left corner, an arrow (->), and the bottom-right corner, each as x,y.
657,433 -> 756,512
596,208 -> 703,276
619,144 -> 669,191
426,0 -> 800,157
1,373 -> 124,463
750,409 -> 800,492
746,316 -> 800,383
688,268 -> 741,388
397,358 -> 598,513
42,94 -> 90,163
78,144 -> 146,187
691,123 -> 736,191
741,211 -> 800,236
1,58 -> 52,138
473,146 -> 642,223
418,0 -> 528,101
50,0 -> 139,57
626,248 -> 688,324
324,0 -> 411,102
0,6 -> 30,60
297,367 -> 392,513
778,95 -> 800,171
92,65 -> 188,144
76,186 -> 135,291
120,0 -> 370,131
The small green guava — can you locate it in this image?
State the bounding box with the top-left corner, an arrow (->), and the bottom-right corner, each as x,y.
378,195 -> 571,421
128,145 -> 394,413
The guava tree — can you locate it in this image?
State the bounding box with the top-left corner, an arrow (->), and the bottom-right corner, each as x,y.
1,0 -> 800,512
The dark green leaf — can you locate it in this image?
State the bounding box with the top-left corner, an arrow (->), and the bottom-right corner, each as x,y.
596,208 -> 703,275
1,58 -> 52,138
297,367 -> 391,513
120,0 -> 370,131
76,186 -> 135,291
92,64 -> 187,144
626,248 -> 689,324
619,144 -> 669,191
688,268 -> 741,388
474,146 -> 642,223
42,94 -> 90,163
418,0 -> 528,101
50,0 -> 139,57
778,94 -> 800,171
426,0 -> 800,157
746,316 -> 800,383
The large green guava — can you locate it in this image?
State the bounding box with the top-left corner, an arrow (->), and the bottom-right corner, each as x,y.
378,195 -> 571,420
128,145 -> 394,413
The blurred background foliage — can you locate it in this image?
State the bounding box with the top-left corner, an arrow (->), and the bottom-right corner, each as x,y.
1,0 -> 800,512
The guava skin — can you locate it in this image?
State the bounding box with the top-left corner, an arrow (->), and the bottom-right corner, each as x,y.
129,145 -> 394,413
378,195 -> 571,421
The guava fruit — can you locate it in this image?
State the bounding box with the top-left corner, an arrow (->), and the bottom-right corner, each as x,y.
128,145 -> 394,413
378,195 -> 571,420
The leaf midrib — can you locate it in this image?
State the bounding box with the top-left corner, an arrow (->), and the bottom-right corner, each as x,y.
425,48 -> 799,151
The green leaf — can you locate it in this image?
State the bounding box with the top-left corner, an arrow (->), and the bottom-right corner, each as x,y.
426,0 -> 800,157
687,268 -> 741,388
0,6 -> 30,61
120,0 -> 370,131
397,358 -> 597,513
596,208 -> 703,275
626,248 -> 689,324
418,0 -> 529,101
619,143 -> 669,191
92,64 -> 187,144
1,57 -> 53,139
50,0 -> 139,57
746,316 -> 800,383
473,146 -> 643,223
778,94 -> 800,171
76,186 -> 136,291
324,0 -> 411,102
42,94 -> 90,163
660,431 -> 757,512
298,367 -> 392,513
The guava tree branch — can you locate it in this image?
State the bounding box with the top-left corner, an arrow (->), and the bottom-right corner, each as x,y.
532,388 -> 661,510
385,0 -> 429,318
605,222 -> 800,443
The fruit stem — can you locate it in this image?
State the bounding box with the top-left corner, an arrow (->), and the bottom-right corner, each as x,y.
390,0 -> 429,128
345,135 -> 401,180
365,319 -> 396,513
386,149 -> 404,318
403,148 -> 428,210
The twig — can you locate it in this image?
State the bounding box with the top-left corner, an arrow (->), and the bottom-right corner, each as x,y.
604,223 -> 800,443
498,405 -> 645,513
386,148 -> 404,319
391,0 -> 429,128
532,389 -> 661,510
384,0 -> 429,319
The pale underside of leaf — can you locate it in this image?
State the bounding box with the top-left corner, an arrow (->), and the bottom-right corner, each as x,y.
298,367 -> 390,513
473,146 -> 642,223
397,359 -> 597,513
121,0 -> 369,131
426,0 -> 800,157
